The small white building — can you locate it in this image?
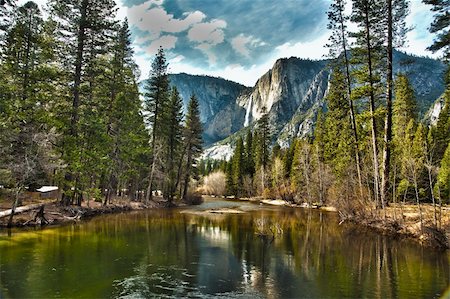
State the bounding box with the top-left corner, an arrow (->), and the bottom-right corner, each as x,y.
36,186 -> 60,199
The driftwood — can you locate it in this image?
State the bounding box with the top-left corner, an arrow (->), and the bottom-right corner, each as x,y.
0,203 -> 46,219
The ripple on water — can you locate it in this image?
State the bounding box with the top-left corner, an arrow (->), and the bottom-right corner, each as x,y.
113,263 -> 266,299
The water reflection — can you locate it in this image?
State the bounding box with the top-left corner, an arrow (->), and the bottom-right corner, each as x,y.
0,200 -> 448,298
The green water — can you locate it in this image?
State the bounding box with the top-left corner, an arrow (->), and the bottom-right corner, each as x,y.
0,198 -> 448,298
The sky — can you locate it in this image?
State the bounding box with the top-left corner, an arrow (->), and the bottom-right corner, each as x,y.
22,0 -> 442,86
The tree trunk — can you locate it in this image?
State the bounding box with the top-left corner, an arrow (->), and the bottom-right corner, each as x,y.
363,3 -> 380,208
426,166 -> 437,227
182,152 -> 192,201
413,172 -> 423,233
338,0 -> 363,196
381,0 -> 393,213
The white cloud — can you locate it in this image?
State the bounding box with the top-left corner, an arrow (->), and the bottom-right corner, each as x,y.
275,34 -> 330,60
169,58 -> 277,87
170,55 -> 185,64
195,43 -> 217,65
146,35 -> 178,56
187,19 -> 227,45
134,35 -> 153,45
127,1 -> 205,38
404,2 -> 442,58
231,34 -> 264,58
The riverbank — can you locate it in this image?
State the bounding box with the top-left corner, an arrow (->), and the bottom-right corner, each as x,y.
0,198 -> 163,228
236,197 -> 449,249
339,204 -> 450,250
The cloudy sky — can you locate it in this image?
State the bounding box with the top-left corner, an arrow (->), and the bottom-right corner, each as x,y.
23,0 -> 441,86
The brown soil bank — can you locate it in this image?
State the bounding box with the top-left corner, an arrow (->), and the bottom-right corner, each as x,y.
338,203 -> 450,250
0,198 -> 162,228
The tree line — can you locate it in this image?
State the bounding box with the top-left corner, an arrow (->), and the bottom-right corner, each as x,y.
205,0 -> 449,230
0,0 -> 203,209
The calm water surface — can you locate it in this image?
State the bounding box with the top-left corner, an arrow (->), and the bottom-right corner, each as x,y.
0,198 -> 448,298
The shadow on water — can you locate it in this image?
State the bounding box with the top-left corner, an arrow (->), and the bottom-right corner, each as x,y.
0,198 -> 448,298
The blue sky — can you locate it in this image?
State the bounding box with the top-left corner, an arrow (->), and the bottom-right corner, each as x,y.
24,0 -> 442,86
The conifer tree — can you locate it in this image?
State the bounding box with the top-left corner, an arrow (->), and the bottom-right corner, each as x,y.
48,0 -> 117,205
232,137 -> 245,197
381,0 -> 410,208
0,1 -> 61,222
327,0 -> 362,191
244,130 -> 255,177
181,94 -> 203,200
255,106 -> 270,192
351,0 -> 386,207
144,47 -> 169,202
163,87 -> 183,203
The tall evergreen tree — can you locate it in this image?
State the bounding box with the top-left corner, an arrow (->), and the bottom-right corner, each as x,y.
181,94 -> 203,200
143,47 -> 169,202
380,0 -> 410,208
232,137 -> 244,197
244,130 -> 255,177
103,19 -> 149,204
255,106 -> 270,191
163,87 -> 183,203
351,0 -> 386,207
0,1 -> 61,223
327,0 -> 363,191
48,0 -> 117,205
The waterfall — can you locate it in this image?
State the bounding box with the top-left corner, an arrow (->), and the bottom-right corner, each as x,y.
244,97 -> 253,127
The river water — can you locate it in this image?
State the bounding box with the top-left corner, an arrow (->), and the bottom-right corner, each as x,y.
0,198 -> 448,298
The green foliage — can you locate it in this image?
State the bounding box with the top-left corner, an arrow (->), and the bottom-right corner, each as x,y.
255,106 -> 270,169
393,74 -> 417,143
182,93 -> 203,200
437,142 -> 450,203
231,137 -> 244,197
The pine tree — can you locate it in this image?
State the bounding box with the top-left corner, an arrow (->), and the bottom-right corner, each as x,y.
244,130 -> 255,177
0,1 -> 61,224
144,47 -> 170,202
320,69 -> 353,179
48,0 -> 117,205
381,0 -> 410,208
255,106 -> 270,193
351,0 -> 386,207
232,137 -> 244,197
163,87 -> 183,203
393,74 -> 417,141
105,19 -> 149,203
282,139 -> 296,178
181,94 -> 203,200
326,0 -> 362,191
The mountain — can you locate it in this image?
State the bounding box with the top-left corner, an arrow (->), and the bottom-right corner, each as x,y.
166,51 -> 446,159
168,73 -> 250,145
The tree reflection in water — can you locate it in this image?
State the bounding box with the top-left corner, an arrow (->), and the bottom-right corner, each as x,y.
0,201 -> 448,298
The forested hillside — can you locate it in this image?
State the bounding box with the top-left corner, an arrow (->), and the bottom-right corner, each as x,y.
201,0 -> 450,237
0,1 -> 202,219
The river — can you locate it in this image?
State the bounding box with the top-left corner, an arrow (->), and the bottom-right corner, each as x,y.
0,198 -> 448,298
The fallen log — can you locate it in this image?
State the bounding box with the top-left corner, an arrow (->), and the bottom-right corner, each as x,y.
0,203 -> 46,219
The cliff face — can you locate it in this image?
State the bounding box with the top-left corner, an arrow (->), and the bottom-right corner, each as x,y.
167,52 -> 446,158
237,58 -> 328,128
169,73 -> 249,145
